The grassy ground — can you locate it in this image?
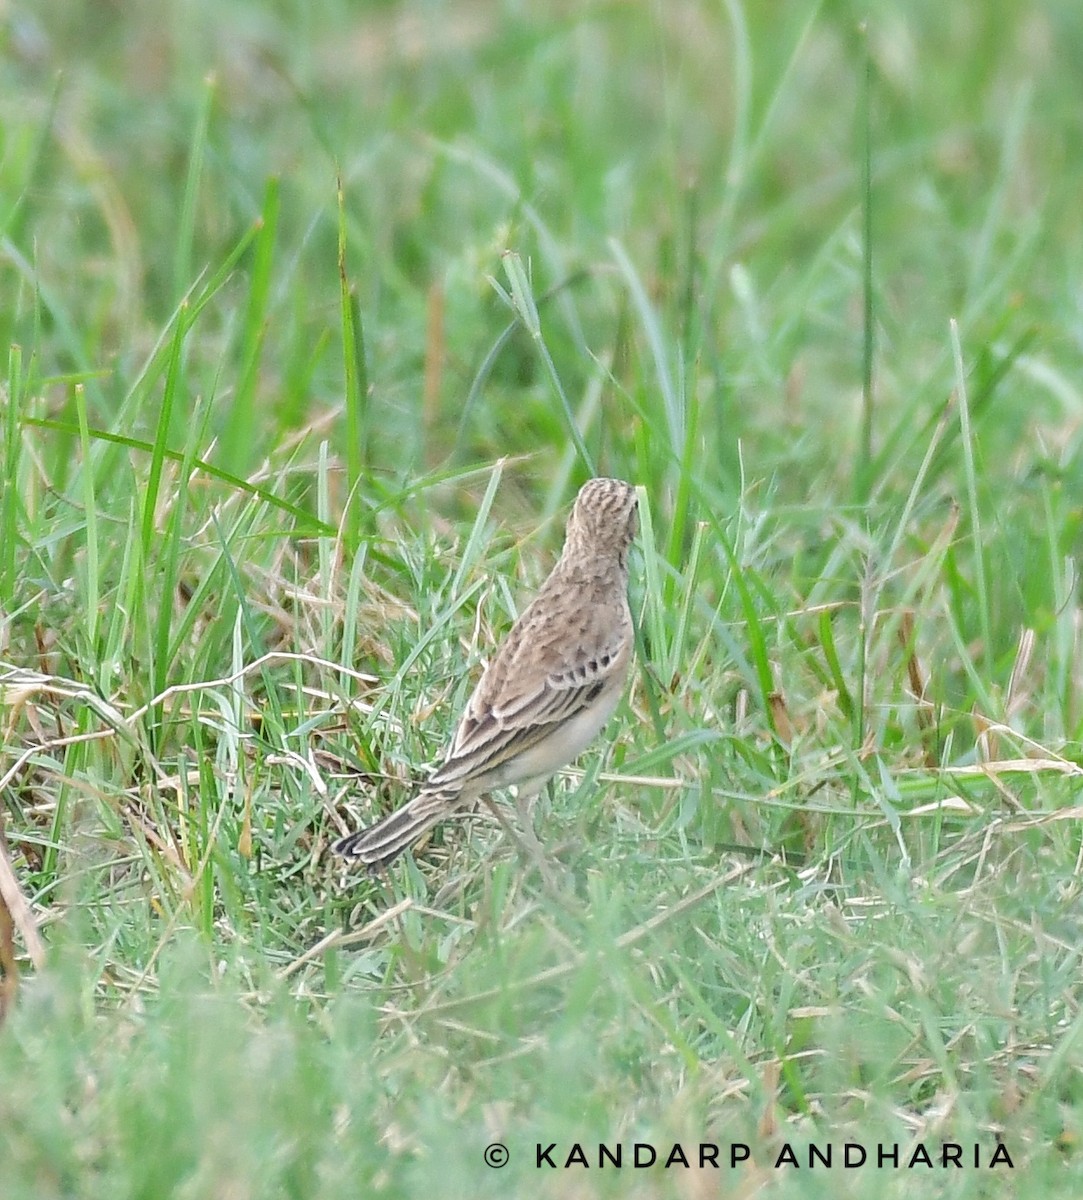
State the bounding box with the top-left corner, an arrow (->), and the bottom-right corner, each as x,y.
2,0 -> 1083,1195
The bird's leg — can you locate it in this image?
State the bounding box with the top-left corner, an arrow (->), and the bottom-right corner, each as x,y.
516,783 -> 564,892
480,787 -> 559,891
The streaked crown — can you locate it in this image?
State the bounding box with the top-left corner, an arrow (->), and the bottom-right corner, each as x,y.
564,477 -> 638,560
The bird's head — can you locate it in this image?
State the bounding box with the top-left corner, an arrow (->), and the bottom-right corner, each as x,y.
564,477 -> 639,564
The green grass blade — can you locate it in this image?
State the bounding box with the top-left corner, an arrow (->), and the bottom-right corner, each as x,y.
220,176 -> 280,473
338,174 -> 370,552
173,75 -> 216,298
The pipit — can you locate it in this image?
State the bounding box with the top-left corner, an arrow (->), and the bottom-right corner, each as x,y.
332,477 -> 638,871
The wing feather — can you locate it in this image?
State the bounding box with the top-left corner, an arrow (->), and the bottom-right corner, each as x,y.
427,574 -> 631,787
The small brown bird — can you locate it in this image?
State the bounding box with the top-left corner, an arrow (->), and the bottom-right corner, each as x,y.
333,477 -> 638,870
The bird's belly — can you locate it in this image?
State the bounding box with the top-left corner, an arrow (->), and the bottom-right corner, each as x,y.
485,684 -> 622,790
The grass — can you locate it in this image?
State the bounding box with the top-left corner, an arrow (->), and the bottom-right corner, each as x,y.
2,0 -> 1083,1195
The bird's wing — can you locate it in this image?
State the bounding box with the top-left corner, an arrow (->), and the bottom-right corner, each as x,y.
427,616 -> 630,787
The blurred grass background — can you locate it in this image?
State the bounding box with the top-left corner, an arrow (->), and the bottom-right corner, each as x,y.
2,0 -> 1083,1196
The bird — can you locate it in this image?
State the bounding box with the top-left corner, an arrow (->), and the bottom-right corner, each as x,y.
332,477 -> 638,871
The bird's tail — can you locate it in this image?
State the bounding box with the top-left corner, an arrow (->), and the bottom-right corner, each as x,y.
331,786 -> 463,869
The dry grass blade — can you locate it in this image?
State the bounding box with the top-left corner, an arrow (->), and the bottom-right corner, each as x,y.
279,898 -> 417,979
0,825 -> 46,976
